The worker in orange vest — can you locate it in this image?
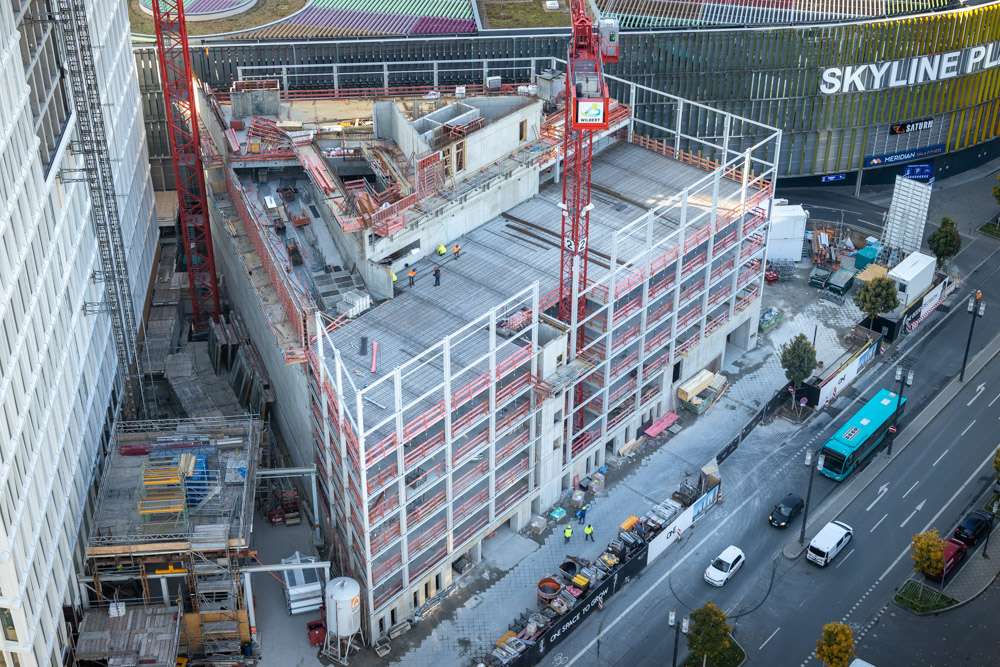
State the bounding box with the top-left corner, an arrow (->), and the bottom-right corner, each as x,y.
453,243 -> 461,260
408,268 -> 416,286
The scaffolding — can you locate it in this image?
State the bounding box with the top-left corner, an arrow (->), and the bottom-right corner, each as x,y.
80,417 -> 261,663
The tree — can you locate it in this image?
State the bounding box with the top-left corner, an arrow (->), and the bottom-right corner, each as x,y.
911,529 -> 946,577
815,622 -> 856,667
853,276 -> 900,329
927,217 -> 962,268
780,333 -> 817,417
686,602 -> 732,667
993,445 -> 1000,481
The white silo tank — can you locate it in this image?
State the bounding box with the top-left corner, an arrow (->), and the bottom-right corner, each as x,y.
325,577 -> 362,637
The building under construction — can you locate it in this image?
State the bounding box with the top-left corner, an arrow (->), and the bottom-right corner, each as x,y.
195,65 -> 780,641
74,417 -> 260,664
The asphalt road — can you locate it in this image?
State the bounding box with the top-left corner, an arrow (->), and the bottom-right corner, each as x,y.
540,241 -> 1000,667
856,576 -> 1000,665
774,187 -> 889,239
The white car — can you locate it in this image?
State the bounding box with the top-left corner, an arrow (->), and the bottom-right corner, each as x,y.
704,545 -> 745,586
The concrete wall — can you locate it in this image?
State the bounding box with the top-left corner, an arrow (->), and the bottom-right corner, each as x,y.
373,101 -> 430,159
456,99 -> 542,177
376,164 -> 540,273
206,181 -> 314,467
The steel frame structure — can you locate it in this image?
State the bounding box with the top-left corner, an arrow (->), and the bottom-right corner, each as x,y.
152,0 -> 221,334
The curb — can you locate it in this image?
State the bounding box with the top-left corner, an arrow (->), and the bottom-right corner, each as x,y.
782,245 -> 1000,560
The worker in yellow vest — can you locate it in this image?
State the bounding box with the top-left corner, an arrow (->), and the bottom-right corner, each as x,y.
437,243 -> 447,255
391,271 -> 397,283
584,524 -> 595,542
563,525 -> 573,543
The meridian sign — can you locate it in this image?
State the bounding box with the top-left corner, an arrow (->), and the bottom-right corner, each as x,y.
820,42 -> 1000,94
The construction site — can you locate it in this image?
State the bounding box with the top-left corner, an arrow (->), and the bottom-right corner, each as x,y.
184,24 -> 780,646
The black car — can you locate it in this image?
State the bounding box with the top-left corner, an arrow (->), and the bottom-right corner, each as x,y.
769,494 -> 804,528
954,510 -> 994,545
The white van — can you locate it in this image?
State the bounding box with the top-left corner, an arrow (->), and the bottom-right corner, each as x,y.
806,520 -> 853,566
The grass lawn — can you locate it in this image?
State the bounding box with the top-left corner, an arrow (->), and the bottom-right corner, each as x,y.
894,579 -> 958,613
484,1 -> 571,28
128,0 -> 307,36
979,223 -> 1000,240
681,640 -> 746,667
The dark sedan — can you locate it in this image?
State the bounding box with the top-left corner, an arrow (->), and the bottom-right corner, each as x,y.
954,510 -> 995,545
769,494 -> 804,528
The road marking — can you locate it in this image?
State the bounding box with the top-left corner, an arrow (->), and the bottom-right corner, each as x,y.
880,448 -> 997,581
564,493 -> 757,666
870,514 -> 887,533
989,392 -> 1000,407
933,449 -> 949,467
900,499 -> 926,528
759,627 -> 780,650
902,481 -> 919,499
968,383 -> 987,406
836,548 -> 855,569
962,420 -> 977,436
866,484 -> 889,511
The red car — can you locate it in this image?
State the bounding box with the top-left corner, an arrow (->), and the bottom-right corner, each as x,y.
925,538 -> 967,581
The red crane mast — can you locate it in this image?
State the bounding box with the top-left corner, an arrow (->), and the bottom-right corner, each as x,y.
152,0 -> 221,335
557,1 -> 618,334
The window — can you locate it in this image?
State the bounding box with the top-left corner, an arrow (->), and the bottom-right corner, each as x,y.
455,140 -> 466,172
519,119 -> 527,142
0,608 -> 17,642
897,282 -> 906,293
442,147 -> 452,178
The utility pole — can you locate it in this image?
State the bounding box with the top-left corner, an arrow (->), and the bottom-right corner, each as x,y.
799,450 -> 826,546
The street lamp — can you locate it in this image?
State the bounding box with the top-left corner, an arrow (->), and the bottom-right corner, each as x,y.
960,290 -> 985,382
799,450 -> 826,547
887,366 -> 913,458
669,609 -> 690,667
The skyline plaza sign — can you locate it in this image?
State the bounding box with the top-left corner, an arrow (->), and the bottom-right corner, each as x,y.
820,41 -> 1000,94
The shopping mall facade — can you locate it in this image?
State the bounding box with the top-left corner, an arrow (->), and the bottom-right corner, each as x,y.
136,1 -> 1000,188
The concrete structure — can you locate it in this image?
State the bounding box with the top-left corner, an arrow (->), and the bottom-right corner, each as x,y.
196,70 -> 779,642
0,1 -> 157,665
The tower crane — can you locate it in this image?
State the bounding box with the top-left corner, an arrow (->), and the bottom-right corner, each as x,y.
151,0 -> 222,336
557,0 -> 618,331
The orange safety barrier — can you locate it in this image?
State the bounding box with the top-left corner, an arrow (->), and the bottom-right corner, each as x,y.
373,581 -> 403,611
408,489 -> 447,525
369,493 -> 400,525
681,252 -> 708,278
610,351 -> 639,379
611,324 -> 640,351
677,333 -> 701,356
366,432 -> 398,468
366,466 -> 398,496
497,402 -> 530,434
683,225 -> 711,253
497,373 -> 531,406
706,311 -> 731,334
496,458 -> 530,493
713,229 -> 738,255
708,285 -> 733,307
404,430 -> 446,471
613,296 -> 642,326
647,301 -> 673,328
370,519 -> 401,557
452,428 -> 490,466
737,268 -> 759,289
454,515 -> 490,551
608,402 -> 636,431
405,461 -> 446,493
403,404 -> 446,442
571,427 -> 601,457
651,247 -> 680,274
451,401 -> 489,438
735,286 -> 761,312
495,430 -> 530,464
677,305 -> 703,330
408,518 -> 447,558
645,351 -> 671,375
453,487 -> 490,524
372,553 -> 402,585
711,259 -> 735,284
679,279 -> 705,305
608,378 -> 637,406
615,266 -> 646,299
496,345 -> 532,378
644,327 -> 673,355
649,275 -> 677,301
453,460 -> 489,496
496,484 -> 529,516
452,373 -> 490,410
641,384 -> 661,405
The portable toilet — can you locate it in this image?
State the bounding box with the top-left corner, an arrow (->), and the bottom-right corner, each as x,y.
854,245 -> 878,270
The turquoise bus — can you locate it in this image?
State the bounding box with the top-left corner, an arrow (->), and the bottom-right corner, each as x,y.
819,388 -> 905,482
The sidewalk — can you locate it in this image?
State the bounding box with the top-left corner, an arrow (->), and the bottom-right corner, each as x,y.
941,529 -> 1000,604
374,284 -> 859,665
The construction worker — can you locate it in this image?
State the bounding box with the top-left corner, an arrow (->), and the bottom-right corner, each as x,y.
437,243 -> 447,256
453,243 -> 461,260
577,505 -> 588,524
564,525 -> 573,543
433,266 -> 441,286
584,524 -> 595,542
408,268 -> 416,286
